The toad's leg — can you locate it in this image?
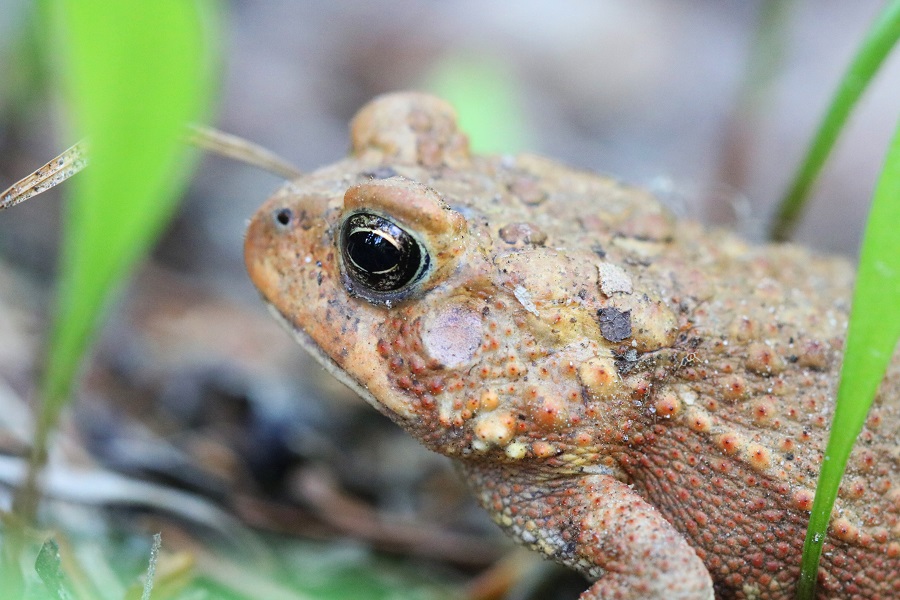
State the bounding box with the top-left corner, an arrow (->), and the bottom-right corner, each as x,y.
461,465 -> 713,600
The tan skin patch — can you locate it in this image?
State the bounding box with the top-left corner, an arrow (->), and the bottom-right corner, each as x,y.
420,302 -> 483,368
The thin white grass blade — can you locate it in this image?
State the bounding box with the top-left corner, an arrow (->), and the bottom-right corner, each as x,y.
0,141 -> 88,210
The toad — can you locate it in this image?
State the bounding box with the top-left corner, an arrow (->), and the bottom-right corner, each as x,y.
244,92 -> 900,599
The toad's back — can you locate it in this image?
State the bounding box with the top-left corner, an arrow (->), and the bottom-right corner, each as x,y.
245,92 -> 900,599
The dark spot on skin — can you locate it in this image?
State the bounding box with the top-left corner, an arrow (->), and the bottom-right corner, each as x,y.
787,355 -> 799,363
598,307 -> 632,342
274,208 -> 293,227
614,347 -> 640,374
362,166 -> 399,179
785,452 -> 795,461
613,348 -> 646,377
591,244 -> 606,258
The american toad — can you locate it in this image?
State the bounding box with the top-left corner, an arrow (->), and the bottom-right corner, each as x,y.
244,92 -> 900,599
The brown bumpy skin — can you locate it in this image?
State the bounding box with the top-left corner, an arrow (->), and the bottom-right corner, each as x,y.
244,92 -> 900,599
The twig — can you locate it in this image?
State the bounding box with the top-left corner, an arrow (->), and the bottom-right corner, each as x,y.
233,467 -> 504,567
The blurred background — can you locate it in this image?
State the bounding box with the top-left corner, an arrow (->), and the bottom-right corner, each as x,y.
0,1 -> 898,598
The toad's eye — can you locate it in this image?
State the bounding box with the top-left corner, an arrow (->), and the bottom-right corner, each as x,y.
339,212 -> 430,301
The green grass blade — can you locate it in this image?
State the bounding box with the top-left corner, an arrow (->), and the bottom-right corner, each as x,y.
769,0 -> 900,242
18,0 -> 217,512
796,114 -> 900,599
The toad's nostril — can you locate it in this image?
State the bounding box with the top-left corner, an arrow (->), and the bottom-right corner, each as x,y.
274,207 -> 293,226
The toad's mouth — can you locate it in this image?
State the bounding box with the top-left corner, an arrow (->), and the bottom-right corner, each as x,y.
263,302 -> 413,422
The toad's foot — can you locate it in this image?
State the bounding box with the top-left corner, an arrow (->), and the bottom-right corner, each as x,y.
462,465 -> 713,600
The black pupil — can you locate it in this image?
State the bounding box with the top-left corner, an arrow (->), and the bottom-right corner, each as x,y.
347,230 -> 402,274
341,213 -> 426,294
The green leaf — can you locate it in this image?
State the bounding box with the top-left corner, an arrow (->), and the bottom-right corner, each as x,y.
34,539 -> 72,600
769,0 -> 900,241
424,54 -> 530,154
797,114 -> 900,599
23,0 -> 217,502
